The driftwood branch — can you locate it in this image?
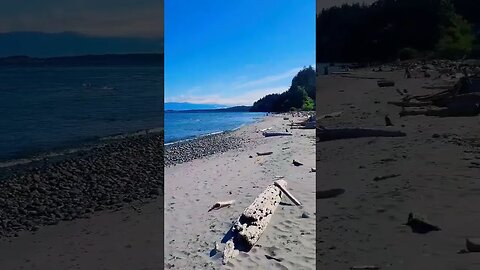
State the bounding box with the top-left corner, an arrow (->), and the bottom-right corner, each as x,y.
274,180 -> 301,206
208,200 -> 235,212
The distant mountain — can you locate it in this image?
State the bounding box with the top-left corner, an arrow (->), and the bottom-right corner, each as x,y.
0,54 -> 163,67
0,31 -> 163,58
164,102 -> 228,111
166,106 -> 252,113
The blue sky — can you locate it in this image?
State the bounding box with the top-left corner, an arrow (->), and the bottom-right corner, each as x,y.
165,0 -> 315,106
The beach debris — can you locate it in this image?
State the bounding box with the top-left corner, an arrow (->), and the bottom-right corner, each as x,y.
274,180 -> 301,206
208,200 -> 235,212
301,211 -> 310,218
260,127 -> 272,132
391,75 -> 480,117
396,89 -> 404,96
350,266 -> 380,270
405,213 -> 441,234
317,128 -> 406,142
318,111 -> 343,120
384,115 -> 393,126
263,132 -> 292,137
377,80 -> 395,87
388,101 -> 432,107
256,152 -> 273,156
290,115 -> 316,129
249,155 -> 253,158
292,160 -> 303,166
222,239 -> 238,264
466,238 -> 480,252
316,188 -> 345,199
274,175 -> 285,179
224,180 -> 287,254
310,168 -> 316,172
283,117 -> 289,120
265,254 -> 283,262
373,174 -> 400,182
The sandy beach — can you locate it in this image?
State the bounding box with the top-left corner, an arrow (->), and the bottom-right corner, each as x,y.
164,114 -> 316,269
316,65 -> 480,269
0,132 -> 164,270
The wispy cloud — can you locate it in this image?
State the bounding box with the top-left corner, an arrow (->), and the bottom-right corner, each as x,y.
232,67 -> 302,90
167,66 -> 306,106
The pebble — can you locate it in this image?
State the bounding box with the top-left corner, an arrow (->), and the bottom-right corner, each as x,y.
0,132 -> 164,237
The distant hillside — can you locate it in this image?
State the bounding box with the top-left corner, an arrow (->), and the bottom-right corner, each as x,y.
250,66 -> 315,112
166,106 -> 251,113
0,32 -> 163,58
0,54 -> 163,67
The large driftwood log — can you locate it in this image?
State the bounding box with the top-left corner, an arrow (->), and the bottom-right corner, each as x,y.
228,180 -> 286,251
317,128 -> 406,142
387,101 -> 432,107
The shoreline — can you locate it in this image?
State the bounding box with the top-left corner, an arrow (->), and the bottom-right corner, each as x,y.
164,116 -> 269,166
0,126 -> 164,171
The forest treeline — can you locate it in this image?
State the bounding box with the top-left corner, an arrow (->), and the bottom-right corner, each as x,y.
316,0 -> 480,62
250,66 -> 315,112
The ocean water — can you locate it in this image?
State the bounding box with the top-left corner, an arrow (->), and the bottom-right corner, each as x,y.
0,66 -> 163,162
164,111 -> 265,144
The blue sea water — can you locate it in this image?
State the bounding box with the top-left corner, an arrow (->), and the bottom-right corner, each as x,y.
0,66 -> 163,162
164,111 -> 265,144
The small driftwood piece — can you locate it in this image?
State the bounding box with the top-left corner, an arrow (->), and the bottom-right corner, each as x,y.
256,152 -> 273,156
405,213 -> 441,234
316,188 -> 345,199
227,180 -> 287,252
377,80 -> 395,87
208,200 -> 235,212
466,238 -> 480,252
274,180 -> 301,206
263,132 -> 292,137
292,160 -> 303,166
260,127 -> 272,132
317,128 -> 406,142
373,174 -> 400,181
350,266 -> 380,270
318,111 -> 343,120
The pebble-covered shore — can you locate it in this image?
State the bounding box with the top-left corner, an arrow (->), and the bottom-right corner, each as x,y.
164,132 -> 248,166
0,132 -> 164,237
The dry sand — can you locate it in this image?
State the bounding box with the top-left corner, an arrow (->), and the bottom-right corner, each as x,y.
0,199 -> 163,270
164,115 -> 316,269
316,68 -> 480,269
